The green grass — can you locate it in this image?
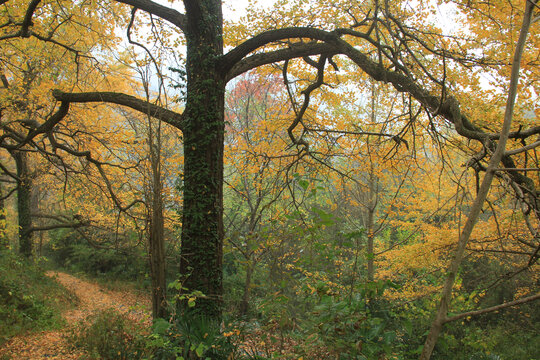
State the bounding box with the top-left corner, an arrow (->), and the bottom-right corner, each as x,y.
0,250 -> 76,345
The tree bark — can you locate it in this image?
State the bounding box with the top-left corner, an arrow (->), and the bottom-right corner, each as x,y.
12,150 -> 32,257
178,0 -> 225,321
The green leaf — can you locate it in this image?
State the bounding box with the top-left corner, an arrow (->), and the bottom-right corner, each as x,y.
153,318 -> 170,335
312,206 -> 335,226
299,179 -> 309,190
195,343 -> 205,357
383,331 -> 396,344
403,318 -> 413,335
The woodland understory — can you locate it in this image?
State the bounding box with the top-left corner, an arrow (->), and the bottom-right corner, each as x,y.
0,0 -> 539,359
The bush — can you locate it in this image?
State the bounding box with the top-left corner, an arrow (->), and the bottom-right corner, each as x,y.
147,314 -> 243,360
68,308 -> 148,360
0,250 -> 73,345
304,294 -> 400,359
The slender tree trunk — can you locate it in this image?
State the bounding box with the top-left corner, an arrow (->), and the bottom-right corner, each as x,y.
366,86 -> 377,282
141,66 -> 168,319
179,0 -> 225,321
239,260 -> 253,316
366,170 -> 376,282
12,150 -> 32,257
149,134 -> 167,319
31,182 -> 40,256
149,189 -> 167,318
366,215 -> 375,281
420,2 -> 536,358
0,182 -> 8,249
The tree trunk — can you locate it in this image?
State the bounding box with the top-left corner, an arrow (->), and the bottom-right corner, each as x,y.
12,150 -> 32,257
366,87 -> 377,282
366,171 -> 375,282
31,182 -> 40,256
140,66 -> 169,320
179,0 -> 225,321
239,261 -> 253,316
366,227 -> 374,281
149,136 -> 167,319
149,192 -> 167,318
0,182 -> 7,249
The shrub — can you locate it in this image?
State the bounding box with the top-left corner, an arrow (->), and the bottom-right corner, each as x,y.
68,308 -> 148,360
45,228 -> 148,282
147,314 -> 243,360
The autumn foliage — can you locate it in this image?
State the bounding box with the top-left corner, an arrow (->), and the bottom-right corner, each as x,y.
0,0 -> 539,359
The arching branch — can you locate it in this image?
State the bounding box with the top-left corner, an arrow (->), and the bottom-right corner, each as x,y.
52,90 -> 183,130
226,42 -> 335,82
220,27 -> 339,73
115,0 -> 187,32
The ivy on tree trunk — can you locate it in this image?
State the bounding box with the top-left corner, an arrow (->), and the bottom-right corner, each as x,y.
178,0 -> 225,321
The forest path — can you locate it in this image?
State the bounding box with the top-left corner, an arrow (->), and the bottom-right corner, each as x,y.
0,271 -> 151,359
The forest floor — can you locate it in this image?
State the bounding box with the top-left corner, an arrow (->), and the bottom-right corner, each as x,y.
0,271 -> 151,360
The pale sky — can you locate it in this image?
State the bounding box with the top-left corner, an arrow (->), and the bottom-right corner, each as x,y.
223,0 -> 270,21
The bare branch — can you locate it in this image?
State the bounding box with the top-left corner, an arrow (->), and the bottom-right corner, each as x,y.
287,55 -> 327,148
24,221 -> 87,235
505,139 -> 540,155
444,293 -> 540,324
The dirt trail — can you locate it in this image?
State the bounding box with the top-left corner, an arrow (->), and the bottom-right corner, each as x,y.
0,272 -> 151,360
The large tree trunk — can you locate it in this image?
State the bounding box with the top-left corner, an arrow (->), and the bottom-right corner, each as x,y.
12,150 -> 32,257
179,0 -> 225,321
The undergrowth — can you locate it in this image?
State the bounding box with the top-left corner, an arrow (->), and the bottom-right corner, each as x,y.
0,250 -> 75,345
